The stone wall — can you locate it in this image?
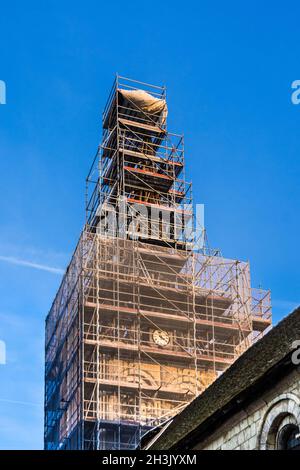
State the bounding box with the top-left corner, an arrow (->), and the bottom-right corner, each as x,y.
193,368 -> 300,450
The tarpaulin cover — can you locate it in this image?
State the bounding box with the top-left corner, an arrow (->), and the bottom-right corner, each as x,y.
119,89 -> 168,124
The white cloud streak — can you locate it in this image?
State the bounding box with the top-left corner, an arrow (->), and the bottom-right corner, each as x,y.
0,255 -> 64,275
0,398 -> 42,407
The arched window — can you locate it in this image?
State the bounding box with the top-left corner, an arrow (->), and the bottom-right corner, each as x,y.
277,424 -> 300,450
258,394 -> 300,450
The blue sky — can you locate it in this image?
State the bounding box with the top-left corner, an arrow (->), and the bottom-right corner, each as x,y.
0,0 -> 299,449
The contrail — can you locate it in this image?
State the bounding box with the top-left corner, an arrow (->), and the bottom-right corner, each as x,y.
0,398 -> 42,407
0,255 -> 64,275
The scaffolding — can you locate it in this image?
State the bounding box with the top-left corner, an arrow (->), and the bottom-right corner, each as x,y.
44,76 -> 272,450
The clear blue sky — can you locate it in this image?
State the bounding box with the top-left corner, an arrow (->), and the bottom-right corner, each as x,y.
0,0 -> 299,450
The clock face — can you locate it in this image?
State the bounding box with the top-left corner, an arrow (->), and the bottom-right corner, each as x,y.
152,329 -> 170,347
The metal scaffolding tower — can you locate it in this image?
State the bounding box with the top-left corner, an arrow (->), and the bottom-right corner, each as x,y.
44,75 -> 272,450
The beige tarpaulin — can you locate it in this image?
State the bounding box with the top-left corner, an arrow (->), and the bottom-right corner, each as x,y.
119,88 -> 168,124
